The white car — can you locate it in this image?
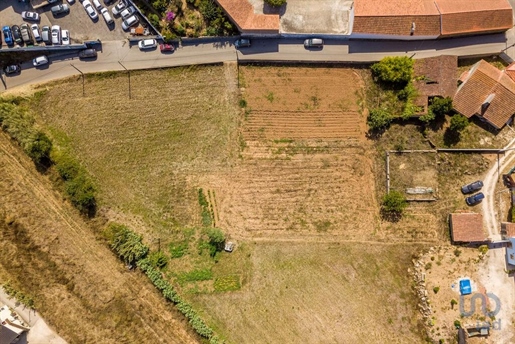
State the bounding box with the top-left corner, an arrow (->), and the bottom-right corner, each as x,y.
120,6 -> 135,19
30,24 -> 41,42
138,38 -> 156,50
83,0 -> 98,20
51,25 -> 61,45
33,55 -> 49,67
111,1 -> 126,16
61,29 -> 70,45
21,11 -> 40,21
93,0 -> 103,10
121,15 -> 138,30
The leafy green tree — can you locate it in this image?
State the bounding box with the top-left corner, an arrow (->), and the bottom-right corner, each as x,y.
367,108 -> 392,131
429,97 -> 453,117
265,0 -> 287,6
206,228 -> 225,256
106,223 -> 149,264
26,131 -> 52,166
381,190 -> 408,219
449,114 -> 469,133
371,56 -> 414,86
148,250 -> 168,269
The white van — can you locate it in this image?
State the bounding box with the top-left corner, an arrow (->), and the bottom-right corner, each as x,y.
100,8 -> 114,24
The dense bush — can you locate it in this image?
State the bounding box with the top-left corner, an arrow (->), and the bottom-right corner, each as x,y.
26,131 -> 52,166
381,190 -> 408,216
264,0 -> 287,6
367,107 -> 392,131
449,114 -> 469,133
148,250 -> 168,269
371,56 -> 414,86
206,228 -> 225,256
429,97 -> 453,117
105,223 -> 149,265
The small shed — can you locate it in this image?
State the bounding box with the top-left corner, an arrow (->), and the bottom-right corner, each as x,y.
501,222 -> 515,240
460,279 -> 472,295
449,213 -> 488,245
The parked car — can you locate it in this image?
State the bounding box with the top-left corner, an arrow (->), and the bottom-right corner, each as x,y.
78,48 -> 97,58
159,43 -> 174,52
466,192 -> 485,206
304,38 -> 324,48
31,24 -> 42,42
41,25 -> 51,44
120,6 -> 135,19
4,64 -> 21,75
21,11 -> 40,21
61,29 -> 70,45
20,23 -> 33,45
51,25 -> 61,45
93,0 -> 103,10
461,180 -> 483,194
83,0 -> 99,20
104,0 -> 114,5
67,0 -> 75,4
100,8 -> 114,25
11,25 -> 22,44
138,38 -> 156,50
2,26 -> 13,46
51,4 -> 70,15
48,0 -> 59,4
234,38 -> 250,48
33,55 -> 49,67
111,1 -> 126,16
121,15 -> 138,30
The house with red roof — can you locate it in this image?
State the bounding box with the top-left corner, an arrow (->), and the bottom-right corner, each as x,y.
453,60 -> 515,129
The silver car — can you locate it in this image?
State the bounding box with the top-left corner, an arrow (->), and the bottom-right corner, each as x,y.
51,25 -> 61,45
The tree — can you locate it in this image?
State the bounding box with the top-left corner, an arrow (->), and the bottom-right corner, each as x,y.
26,131 -> 52,166
107,223 -> 149,264
264,0 -> 286,6
371,56 -> 414,86
449,114 -> 469,133
429,97 -> 453,117
206,228 -> 225,256
367,108 -> 392,131
381,190 -> 408,219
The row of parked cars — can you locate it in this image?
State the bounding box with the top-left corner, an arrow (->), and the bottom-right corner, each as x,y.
461,180 -> 484,206
1,23 -> 69,46
81,0 -> 139,30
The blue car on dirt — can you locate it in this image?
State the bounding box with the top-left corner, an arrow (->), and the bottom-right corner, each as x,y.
2,26 -> 13,46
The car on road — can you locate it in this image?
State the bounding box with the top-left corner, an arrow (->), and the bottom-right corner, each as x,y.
41,25 -> 51,44
78,48 -> 97,59
159,43 -> 174,52
3,26 -> 13,46
234,38 -> 251,48
4,64 -> 21,75
100,8 -> 114,25
51,4 -> 70,15
138,38 -> 156,50
11,25 -> 22,44
83,0 -> 99,20
20,23 -> 33,45
21,11 -> 40,22
111,1 -> 126,16
121,15 -> 138,30
33,55 -> 49,67
304,38 -> 324,48
61,29 -> 70,45
461,180 -> 483,194
31,24 -> 42,42
120,6 -> 136,19
51,25 -> 61,45
466,192 -> 485,206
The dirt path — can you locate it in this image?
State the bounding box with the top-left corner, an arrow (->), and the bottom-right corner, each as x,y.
479,136 -> 515,343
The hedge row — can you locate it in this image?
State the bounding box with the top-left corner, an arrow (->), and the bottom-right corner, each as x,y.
137,258 -> 222,343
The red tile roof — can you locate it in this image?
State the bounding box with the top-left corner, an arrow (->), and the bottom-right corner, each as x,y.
215,0 -> 279,33
506,63 -> 515,83
450,213 -> 487,243
501,222 -> 515,239
353,0 -> 513,37
413,55 -> 458,107
453,60 -> 515,129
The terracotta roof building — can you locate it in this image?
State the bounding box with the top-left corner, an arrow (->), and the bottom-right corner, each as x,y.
215,0 -> 279,34
352,0 -> 512,39
453,60 -> 515,129
449,213 -> 488,244
413,55 -> 458,111
501,222 -> 515,239
506,62 -> 515,83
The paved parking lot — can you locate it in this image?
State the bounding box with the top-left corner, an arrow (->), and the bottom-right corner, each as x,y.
0,0 -> 129,47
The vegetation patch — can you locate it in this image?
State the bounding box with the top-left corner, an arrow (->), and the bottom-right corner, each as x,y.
176,268 -> 213,284
213,275 -> 241,292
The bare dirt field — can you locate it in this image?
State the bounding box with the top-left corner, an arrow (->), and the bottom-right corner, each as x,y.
0,132 -> 199,344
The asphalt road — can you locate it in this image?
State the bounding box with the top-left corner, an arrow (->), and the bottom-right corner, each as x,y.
1,31 -> 512,92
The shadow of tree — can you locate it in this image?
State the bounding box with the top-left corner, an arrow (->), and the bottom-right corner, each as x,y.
443,128 -> 460,146
380,209 -> 403,223
263,2 -> 287,16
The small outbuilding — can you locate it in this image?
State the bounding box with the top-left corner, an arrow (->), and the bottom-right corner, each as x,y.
449,213 -> 488,245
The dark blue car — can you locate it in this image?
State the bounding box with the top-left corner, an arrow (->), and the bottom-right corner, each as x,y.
466,192 -> 484,206
3,26 -> 13,46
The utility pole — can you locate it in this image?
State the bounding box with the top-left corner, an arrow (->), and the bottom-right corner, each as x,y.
70,64 -> 85,96
118,61 -> 131,99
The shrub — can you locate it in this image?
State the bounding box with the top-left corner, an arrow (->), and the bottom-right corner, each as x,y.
265,0 -> 286,6
148,250 -> 168,269
451,299 -> 458,309
148,13 -> 161,29
367,107 -> 392,131
381,190 -> 408,214
106,223 -> 149,264
429,97 -> 453,117
169,241 -> 189,258
433,286 -> 440,294
449,114 -> 469,133
207,228 -> 225,255
371,56 -> 414,86
26,131 -> 52,166
64,172 -> 96,214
